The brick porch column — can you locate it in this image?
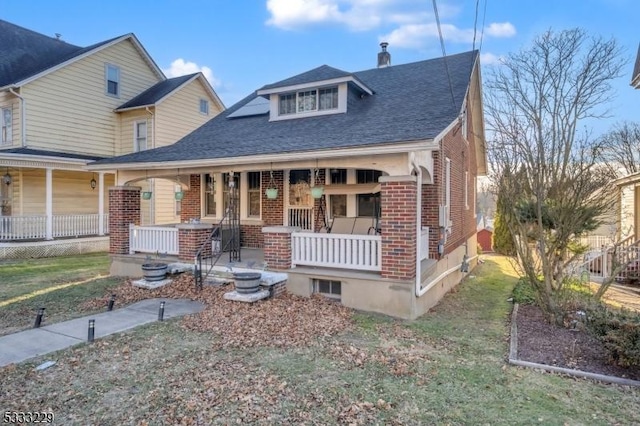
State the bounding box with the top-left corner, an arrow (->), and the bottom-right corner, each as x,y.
176,223 -> 214,262
180,174 -> 201,223
262,226 -> 299,270
108,186 -> 141,255
380,176 -> 418,280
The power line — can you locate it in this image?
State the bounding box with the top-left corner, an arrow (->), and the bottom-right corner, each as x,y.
472,0 -> 480,52
479,0 -> 488,53
432,0 -> 456,107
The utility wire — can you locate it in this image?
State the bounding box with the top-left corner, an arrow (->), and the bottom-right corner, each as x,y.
472,0 -> 480,52
432,0 -> 456,108
479,0 -> 488,52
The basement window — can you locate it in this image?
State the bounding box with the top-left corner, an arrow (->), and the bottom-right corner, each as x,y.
313,279 -> 342,299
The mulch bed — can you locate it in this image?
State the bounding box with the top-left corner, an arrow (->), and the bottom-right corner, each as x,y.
515,303 -> 640,381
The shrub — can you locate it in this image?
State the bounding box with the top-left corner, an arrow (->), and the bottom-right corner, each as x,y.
586,305 -> 640,367
512,278 -> 536,305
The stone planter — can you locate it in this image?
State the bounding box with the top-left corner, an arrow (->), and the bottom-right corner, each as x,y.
233,272 -> 262,294
141,262 -> 168,282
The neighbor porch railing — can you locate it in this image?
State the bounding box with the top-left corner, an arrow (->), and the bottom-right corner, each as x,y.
579,235 -> 614,250
129,224 -> 179,255
578,235 -> 640,282
0,214 -> 109,240
291,232 -> 382,271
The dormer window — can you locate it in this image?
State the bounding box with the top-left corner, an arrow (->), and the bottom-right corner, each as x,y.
278,86 -> 339,117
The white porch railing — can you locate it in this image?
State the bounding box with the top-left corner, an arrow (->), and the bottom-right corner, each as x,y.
578,236 -> 640,281
288,207 -> 313,230
579,235 -> 614,250
0,214 -> 109,240
291,232 -> 382,271
129,224 -> 179,255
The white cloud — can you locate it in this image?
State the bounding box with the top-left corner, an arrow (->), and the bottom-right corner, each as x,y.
163,59 -> 221,88
480,52 -> 504,65
485,22 -> 516,38
266,0 -> 342,30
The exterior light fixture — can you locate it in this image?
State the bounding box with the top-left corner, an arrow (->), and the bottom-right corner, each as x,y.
3,169 -> 11,186
90,174 -> 97,190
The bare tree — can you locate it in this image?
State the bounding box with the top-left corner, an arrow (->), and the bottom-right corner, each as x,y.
485,28 -> 625,323
597,121 -> 640,176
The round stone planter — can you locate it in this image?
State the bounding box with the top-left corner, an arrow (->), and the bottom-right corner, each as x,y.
142,262 -> 168,282
233,272 -> 262,294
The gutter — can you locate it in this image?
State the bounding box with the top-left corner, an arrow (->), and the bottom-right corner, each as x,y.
8,88 -> 26,147
410,154 -> 422,298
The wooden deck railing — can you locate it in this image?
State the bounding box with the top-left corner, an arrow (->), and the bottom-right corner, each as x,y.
291,231 -> 382,271
129,224 -> 179,255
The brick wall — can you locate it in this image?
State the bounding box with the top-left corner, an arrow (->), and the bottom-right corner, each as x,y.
262,170 -> 284,226
380,177 -> 417,280
241,224 -> 263,248
180,174 -> 201,223
421,105 -> 479,257
108,186 -> 141,254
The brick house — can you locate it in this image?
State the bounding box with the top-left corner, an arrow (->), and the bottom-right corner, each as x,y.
91,45 -> 487,319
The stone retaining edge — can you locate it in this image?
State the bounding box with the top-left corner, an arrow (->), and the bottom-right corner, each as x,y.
508,302 -> 640,387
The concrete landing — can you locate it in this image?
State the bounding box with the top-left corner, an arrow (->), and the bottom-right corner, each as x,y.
223,289 -> 270,303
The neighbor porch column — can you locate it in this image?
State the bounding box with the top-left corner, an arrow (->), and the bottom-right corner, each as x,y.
45,168 -> 53,240
262,226 -> 298,270
380,175 -> 417,280
108,186 -> 141,254
98,172 -> 105,236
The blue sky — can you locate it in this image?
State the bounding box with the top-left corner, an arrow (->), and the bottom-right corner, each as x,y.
2,0 -> 637,136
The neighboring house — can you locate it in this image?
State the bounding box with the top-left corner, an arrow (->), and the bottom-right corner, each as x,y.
90,44 -> 487,319
0,20 -> 224,257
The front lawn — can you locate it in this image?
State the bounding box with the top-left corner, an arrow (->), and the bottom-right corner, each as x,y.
0,255 -> 638,424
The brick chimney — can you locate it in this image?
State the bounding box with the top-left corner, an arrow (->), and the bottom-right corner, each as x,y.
377,42 -> 391,68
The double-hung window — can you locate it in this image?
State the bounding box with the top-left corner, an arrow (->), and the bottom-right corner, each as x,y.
200,99 -> 209,115
279,86 -> 339,116
247,171 -> 261,217
1,108 -> 11,145
134,121 -> 147,152
106,64 -> 120,97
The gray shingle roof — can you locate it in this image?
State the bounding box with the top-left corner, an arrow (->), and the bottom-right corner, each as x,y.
0,19 -> 123,88
0,147 -> 106,161
259,65 -> 353,91
116,74 -> 198,110
92,50 -> 478,166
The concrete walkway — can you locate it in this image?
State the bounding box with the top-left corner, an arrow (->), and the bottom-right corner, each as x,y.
0,298 -> 205,368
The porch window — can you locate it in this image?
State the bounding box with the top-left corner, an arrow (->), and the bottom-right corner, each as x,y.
330,194 -> 347,217
330,168 -> 347,184
134,121 -> 147,152
1,108 -> 11,145
356,169 -> 382,184
319,87 -> 339,110
105,64 -> 120,97
223,173 -> 240,214
297,90 -> 317,112
313,279 -> 342,299
247,171 -> 260,217
279,86 -> 339,117
357,193 -> 380,217
289,169 -> 311,206
204,173 -> 216,216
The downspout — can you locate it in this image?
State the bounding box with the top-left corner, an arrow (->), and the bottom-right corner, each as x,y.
145,107 -> 155,224
8,88 -> 26,147
410,154 -> 422,298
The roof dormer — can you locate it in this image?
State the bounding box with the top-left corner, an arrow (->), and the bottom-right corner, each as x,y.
256,65 -> 373,122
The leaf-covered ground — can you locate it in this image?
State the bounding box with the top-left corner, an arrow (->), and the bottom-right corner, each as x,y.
1,257 -> 639,424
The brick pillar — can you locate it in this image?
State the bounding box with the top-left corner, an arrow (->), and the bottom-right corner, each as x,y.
380,176 -> 417,280
262,226 -> 298,270
176,223 -> 214,262
108,186 -> 141,255
180,174 -> 201,223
